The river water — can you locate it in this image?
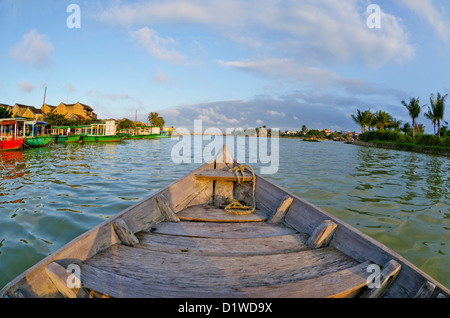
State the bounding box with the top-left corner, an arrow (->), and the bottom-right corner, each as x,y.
0,137 -> 449,290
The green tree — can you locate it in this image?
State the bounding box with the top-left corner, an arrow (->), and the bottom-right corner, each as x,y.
351,109 -> 371,133
401,97 -> 423,138
374,110 -> 393,131
389,118 -> 402,131
148,112 -> 165,128
429,92 -> 447,137
118,118 -> 136,129
301,125 -> 307,136
0,106 -> 13,119
44,112 -> 70,126
424,105 -> 437,135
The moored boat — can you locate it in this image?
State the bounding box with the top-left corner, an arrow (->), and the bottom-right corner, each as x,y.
0,118 -> 26,151
80,120 -> 124,143
24,121 -> 53,148
51,126 -> 85,143
1,146 -> 449,298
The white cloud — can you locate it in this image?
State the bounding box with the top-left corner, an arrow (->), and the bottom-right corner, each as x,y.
131,27 -> 186,64
8,29 -> 54,68
267,110 -> 285,117
18,80 -> 35,93
397,0 -> 450,39
100,0 -> 414,67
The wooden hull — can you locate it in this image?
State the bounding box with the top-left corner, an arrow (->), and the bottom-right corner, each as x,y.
1,146 -> 449,298
54,135 -> 82,143
81,135 -> 124,143
25,136 -> 53,148
0,138 -> 25,151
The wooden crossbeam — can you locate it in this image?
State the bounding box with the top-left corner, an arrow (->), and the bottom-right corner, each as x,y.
155,195 -> 180,222
361,259 -> 402,298
113,219 -> 139,247
306,220 -> 338,249
44,262 -> 90,298
268,195 -> 294,224
414,281 -> 437,298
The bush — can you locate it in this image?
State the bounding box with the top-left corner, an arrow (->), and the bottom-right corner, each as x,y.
358,130 -> 449,148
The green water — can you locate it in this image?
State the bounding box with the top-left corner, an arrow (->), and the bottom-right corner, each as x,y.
0,137 -> 449,290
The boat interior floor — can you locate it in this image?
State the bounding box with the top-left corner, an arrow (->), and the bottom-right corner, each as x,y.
48,204 -> 389,298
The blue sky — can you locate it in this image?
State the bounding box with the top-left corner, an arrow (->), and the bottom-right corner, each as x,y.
1,0 -> 450,133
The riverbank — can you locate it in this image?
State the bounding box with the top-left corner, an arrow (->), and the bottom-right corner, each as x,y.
353,140 -> 450,156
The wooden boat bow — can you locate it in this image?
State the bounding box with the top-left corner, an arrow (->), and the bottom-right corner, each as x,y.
1,146 -> 449,298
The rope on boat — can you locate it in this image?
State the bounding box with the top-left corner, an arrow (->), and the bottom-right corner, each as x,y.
220,164 -> 256,215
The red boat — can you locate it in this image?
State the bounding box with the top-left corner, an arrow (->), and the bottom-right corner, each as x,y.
0,118 -> 26,151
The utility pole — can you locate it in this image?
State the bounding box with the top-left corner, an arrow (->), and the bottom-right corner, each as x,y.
42,87 -> 47,106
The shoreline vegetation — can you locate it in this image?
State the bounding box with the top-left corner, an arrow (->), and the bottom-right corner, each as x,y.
353,140 -> 450,156
351,92 -> 449,157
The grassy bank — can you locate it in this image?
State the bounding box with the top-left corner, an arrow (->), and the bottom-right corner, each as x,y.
354,131 -> 450,156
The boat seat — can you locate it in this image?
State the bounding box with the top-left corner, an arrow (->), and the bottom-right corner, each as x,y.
193,168 -> 253,182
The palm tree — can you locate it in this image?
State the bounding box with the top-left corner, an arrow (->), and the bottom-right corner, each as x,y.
430,92 -> 447,137
351,109 -> 370,133
401,97 -> 423,138
301,125 -> 307,136
374,110 -> 393,131
390,118 -> 402,131
424,106 -> 437,135
367,111 -> 376,131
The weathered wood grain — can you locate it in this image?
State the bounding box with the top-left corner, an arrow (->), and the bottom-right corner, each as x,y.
113,219 -> 139,247
82,244 -> 359,297
135,231 -> 310,256
194,169 -> 253,182
44,262 -> 90,298
268,195 -> 293,224
149,221 -> 298,239
177,204 -> 268,222
306,220 -> 338,249
155,194 -> 180,222
414,281 -> 437,298
360,259 -> 401,298
244,261 -> 372,298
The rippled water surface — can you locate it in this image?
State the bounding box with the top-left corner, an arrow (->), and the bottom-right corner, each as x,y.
0,137 -> 449,290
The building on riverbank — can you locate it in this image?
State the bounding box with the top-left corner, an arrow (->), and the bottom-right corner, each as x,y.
11,104 -> 45,121
52,102 -> 97,120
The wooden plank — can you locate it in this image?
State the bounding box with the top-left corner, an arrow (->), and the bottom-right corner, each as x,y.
83,244 -> 359,297
44,262 -> 90,298
177,204 -> 268,222
135,232 -> 310,256
149,221 -> 298,239
213,180 -> 234,206
268,195 -> 294,224
361,259 -> 402,298
306,220 -> 338,249
80,263 -> 245,298
414,281 -> 436,298
243,261 -> 372,298
155,194 -> 180,222
113,219 -> 139,247
194,169 -> 253,182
